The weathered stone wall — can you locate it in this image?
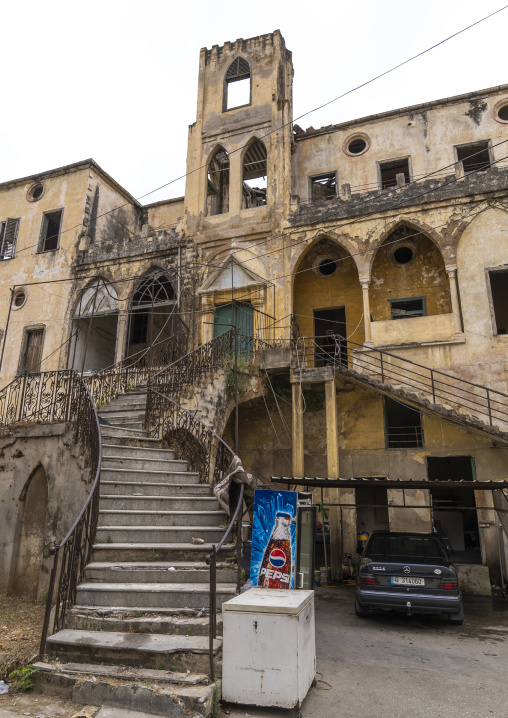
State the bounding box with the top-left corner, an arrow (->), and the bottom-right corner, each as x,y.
0,423 -> 93,599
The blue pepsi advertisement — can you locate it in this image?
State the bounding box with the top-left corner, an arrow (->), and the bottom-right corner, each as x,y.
250,489 -> 297,589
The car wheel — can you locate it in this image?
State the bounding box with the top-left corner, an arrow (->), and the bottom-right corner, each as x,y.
448,604 -> 464,625
355,598 -> 369,617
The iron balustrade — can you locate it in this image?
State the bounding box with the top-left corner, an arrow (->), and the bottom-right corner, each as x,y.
295,335 -> 508,432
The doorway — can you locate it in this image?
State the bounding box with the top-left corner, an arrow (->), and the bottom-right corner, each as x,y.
214,302 -> 254,355
356,486 -> 389,538
427,456 -> 481,564
313,307 -> 347,367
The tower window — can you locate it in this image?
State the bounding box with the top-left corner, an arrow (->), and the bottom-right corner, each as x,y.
379,158 -> 410,190
242,139 -> 267,208
207,147 -> 229,215
224,57 -> 251,111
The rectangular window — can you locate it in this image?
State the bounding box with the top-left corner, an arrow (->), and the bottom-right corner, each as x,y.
22,329 -> 44,373
131,312 -> 149,344
489,270 -> 508,334
40,210 -> 63,252
456,141 -> 491,173
0,218 -> 19,260
384,396 -> 423,449
389,297 -> 426,320
379,158 -> 410,190
311,173 -> 337,200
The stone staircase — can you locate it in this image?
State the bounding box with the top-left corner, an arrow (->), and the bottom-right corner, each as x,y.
35,387 -> 237,717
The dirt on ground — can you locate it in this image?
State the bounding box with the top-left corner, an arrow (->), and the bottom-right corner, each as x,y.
0,596 -> 46,681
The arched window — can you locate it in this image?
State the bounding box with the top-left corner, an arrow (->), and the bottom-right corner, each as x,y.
242,139 -> 267,208
224,57 -> 251,111
130,271 -> 175,347
207,147 -> 229,215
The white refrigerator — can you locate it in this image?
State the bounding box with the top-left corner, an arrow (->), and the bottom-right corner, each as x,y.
222,587 -> 316,708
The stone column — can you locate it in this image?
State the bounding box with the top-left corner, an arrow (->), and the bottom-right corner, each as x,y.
446,265 -> 463,336
360,277 -> 374,347
324,378 -> 342,581
202,296 -> 215,344
228,150 -> 243,216
292,382 -> 304,478
114,304 -> 129,365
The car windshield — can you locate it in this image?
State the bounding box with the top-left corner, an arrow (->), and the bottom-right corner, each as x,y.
367,535 -> 445,560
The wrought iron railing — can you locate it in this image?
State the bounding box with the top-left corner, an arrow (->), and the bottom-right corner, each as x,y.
295,335 -> 508,432
145,388 -> 243,680
0,370 -> 74,426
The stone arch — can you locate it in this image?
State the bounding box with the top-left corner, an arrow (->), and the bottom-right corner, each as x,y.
127,267 -> 177,358
8,464 -> 49,599
69,277 -> 119,372
223,56 -> 251,111
241,137 -> 267,208
369,216 -> 447,274
206,145 -> 230,216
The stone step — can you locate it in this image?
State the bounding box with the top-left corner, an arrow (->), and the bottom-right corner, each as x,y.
102,443 -> 175,460
101,456 -> 185,471
99,495 -> 220,512
97,510 -> 227,527
66,609 -> 218,635
92,542 -> 235,563
95,526 -> 226,544
101,468 -> 199,484
45,629 -> 221,673
34,659 -> 209,684
105,420 -> 145,430
76,582 -> 236,609
100,481 -> 211,497
99,402 -> 146,413
101,425 -> 150,439
84,561 -> 236,584
102,435 -> 163,448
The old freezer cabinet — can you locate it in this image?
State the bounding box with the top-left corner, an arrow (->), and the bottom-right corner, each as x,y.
222,587 -> 315,708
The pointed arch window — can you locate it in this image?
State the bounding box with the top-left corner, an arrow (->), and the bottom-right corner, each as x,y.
130,271 -> 175,346
242,139 -> 267,208
224,57 -> 251,111
207,147 -> 229,215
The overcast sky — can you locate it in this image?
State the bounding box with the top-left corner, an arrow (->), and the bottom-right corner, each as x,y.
1,0 -> 507,204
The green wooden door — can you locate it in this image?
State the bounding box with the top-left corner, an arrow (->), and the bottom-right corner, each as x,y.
214,302 -> 254,355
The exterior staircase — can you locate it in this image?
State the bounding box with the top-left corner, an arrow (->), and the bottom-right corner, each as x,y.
35,386 -> 237,717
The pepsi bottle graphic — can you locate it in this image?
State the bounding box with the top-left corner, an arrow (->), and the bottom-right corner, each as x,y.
258,512 -> 292,589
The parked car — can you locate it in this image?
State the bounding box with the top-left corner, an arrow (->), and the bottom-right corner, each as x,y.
355,531 -> 464,624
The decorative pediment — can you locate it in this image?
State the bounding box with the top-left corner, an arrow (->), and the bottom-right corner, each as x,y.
199,255 -> 265,294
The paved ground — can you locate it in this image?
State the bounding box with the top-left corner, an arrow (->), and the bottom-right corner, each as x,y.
225,586 -> 508,718
1,587 -> 507,717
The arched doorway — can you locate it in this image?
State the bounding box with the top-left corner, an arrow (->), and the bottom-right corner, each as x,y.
127,270 -> 176,358
70,278 -> 119,372
293,238 -> 364,363
9,465 -> 48,599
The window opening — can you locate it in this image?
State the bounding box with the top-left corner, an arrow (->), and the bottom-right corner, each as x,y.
207,148 -> 229,215
224,57 -> 251,111
40,210 -> 62,252
0,218 -> 20,260
456,141 -> 491,173
22,329 -> 44,373
348,138 -> 367,154
242,140 -> 267,208
384,396 -> 423,448
498,104 -> 508,121
489,270 -> 508,334
27,183 -> 44,202
379,158 -> 410,189
390,297 -> 426,320
13,290 -> 26,309
318,259 -> 337,276
393,246 -> 414,265
314,308 -> 347,367
130,272 -> 175,347
311,173 -> 337,200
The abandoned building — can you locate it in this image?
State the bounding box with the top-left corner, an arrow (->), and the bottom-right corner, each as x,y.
0,28 -> 507,714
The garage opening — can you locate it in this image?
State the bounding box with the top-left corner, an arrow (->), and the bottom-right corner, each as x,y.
427,456 -> 481,564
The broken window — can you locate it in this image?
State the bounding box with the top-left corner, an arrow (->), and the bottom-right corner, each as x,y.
242,139 -> 267,208
311,173 -> 337,200
130,272 -> 175,347
207,147 -> 229,215
389,297 -> 426,320
489,270 -> 508,335
0,218 -> 19,260
384,396 -> 423,449
224,56 -> 251,111
21,329 -> 44,373
379,158 -> 410,190
39,210 -> 63,252
456,141 -> 491,173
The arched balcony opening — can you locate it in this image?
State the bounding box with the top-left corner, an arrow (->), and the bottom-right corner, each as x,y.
207,147 -> 230,216
127,270 -> 176,358
69,278 -> 119,372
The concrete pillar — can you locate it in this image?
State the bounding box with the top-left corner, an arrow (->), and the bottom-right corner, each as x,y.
324,378 -> 342,581
360,277 -> 374,348
292,382 -> 304,477
114,306 -> 129,365
446,266 -> 463,336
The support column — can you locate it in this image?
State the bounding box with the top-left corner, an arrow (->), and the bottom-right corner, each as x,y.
446,265 -> 463,336
114,305 -> 129,365
324,378 -> 342,581
360,277 -> 374,348
202,295 -> 215,344
292,382 -> 304,478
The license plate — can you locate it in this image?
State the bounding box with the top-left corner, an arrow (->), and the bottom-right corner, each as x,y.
391,576 -> 425,586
